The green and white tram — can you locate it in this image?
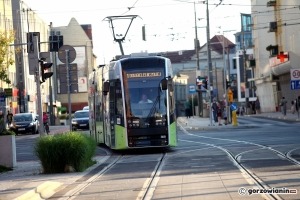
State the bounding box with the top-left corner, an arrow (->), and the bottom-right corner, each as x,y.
88,55 -> 177,150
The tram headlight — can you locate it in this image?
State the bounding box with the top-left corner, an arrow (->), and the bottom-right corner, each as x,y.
128,119 -> 140,128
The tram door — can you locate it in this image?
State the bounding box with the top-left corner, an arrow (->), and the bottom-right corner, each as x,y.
108,80 -> 123,148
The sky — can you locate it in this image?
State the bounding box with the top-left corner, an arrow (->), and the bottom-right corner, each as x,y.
24,0 -> 251,65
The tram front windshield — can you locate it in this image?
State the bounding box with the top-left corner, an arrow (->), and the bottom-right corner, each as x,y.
125,79 -> 167,120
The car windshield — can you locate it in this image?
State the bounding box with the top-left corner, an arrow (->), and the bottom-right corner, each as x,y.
14,114 -> 32,122
74,111 -> 89,118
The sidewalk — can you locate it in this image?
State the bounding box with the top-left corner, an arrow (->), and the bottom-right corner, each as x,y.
177,111 -> 300,130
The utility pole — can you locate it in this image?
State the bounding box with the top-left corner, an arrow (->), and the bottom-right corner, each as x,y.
242,28 -> 249,114
194,2 -> 203,117
33,36 -> 45,136
206,1 -> 213,126
194,2 -> 200,71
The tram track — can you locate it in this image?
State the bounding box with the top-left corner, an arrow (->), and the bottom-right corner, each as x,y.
52,149 -> 123,200
52,149 -> 169,200
137,153 -> 166,200
179,126 -> 300,200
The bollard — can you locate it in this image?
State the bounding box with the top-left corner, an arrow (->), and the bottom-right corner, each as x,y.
232,110 -> 238,126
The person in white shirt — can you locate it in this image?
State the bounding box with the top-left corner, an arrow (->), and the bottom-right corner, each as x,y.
139,94 -> 153,104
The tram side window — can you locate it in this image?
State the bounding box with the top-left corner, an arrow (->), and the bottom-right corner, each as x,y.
115,81 -> 124,116
116,89 -> 123,116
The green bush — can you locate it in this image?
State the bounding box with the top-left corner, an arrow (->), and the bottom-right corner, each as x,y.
0,129 -> 15,135
34,132 -> 96,173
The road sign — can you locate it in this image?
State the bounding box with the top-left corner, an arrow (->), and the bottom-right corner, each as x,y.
58,45 -> 76,63
291,80 -> 300,90
290,69 -> 300,80
188,84 -> 196,94
230,103 -> 237,111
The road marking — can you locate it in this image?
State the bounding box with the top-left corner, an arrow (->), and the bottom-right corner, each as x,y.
14,181 -> 63,200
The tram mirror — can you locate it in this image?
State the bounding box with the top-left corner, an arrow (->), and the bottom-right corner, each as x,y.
161,79 -> 168,90
103,82 -> 110,95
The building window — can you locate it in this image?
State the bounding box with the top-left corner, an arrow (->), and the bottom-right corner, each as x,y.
232,58 -> 237,70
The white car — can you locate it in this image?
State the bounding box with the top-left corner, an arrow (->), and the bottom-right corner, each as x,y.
83,106 -> 89,110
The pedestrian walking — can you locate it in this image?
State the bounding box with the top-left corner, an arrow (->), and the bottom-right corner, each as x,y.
184,100 -> 191,118
291,100 -> 295,114
296,98 -> 299,113
223,108 -> 228,125
6,110 -> 13,127
211,98 -> 218,124
280,96 -> 287,116
255,97 -> 261,114
216,102 -> 222,126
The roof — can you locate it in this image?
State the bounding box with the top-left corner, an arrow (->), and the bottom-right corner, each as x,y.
210,35 -> 235,54
160,50 -> 196,64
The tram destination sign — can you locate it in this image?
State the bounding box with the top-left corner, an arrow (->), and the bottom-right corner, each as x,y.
126,72 -> 162,78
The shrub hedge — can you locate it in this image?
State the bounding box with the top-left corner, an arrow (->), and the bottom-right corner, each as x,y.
34,132 -> 96,173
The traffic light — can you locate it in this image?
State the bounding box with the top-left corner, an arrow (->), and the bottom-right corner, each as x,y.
27,32 -> 40,53
39,58 -> 53,82
49,35 -> 63,52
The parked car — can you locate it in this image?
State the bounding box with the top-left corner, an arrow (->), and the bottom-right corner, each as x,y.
82,106 -> 89,110
10,113 -> 39,135
71,110 -> 89,131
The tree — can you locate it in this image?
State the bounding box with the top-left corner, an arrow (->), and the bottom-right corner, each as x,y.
0,31 -> 15,84
0,31 -> 14,135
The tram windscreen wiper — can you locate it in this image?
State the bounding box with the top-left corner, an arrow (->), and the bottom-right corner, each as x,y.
146,95 -> 160,121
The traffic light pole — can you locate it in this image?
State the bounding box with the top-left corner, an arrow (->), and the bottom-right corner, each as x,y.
33,36 -> 45,136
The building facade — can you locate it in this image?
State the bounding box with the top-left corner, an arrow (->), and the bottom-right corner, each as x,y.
12,0 -> 49,114
0,0 -> 15,115
51,18 -> 96,112
251,0 -> 300,112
